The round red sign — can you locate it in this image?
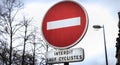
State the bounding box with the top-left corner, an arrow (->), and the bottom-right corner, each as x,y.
42,1 -> 88,49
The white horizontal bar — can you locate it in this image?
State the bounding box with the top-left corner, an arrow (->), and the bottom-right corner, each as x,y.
47,17 -> 81,30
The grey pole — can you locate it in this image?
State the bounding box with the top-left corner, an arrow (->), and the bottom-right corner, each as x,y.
102,25 -> 108,65
93,25 -> 108,65
64,62 -> 69,65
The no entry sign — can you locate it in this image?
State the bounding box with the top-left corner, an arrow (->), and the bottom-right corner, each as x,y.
42,1 -> 88,49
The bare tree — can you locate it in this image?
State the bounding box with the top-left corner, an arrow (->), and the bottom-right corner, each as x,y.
20,16 -> 33,65
0,0 -> 51,65
31,29 -> 46,65
25,27 -> 49,65
0,0 -> 23,65
0,40 -> 9,65
31,30 -> 37,65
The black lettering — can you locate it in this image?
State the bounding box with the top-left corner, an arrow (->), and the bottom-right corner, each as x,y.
79,55 -> 83,59
76,55 -> 79,59
71,56 -> 73,60
47,57 -> 56,62
59,57 -> 61,61
67,56 -> 71,60
64,57 -> 67,60
54,50 -> 73,56
54,52 -> 58,55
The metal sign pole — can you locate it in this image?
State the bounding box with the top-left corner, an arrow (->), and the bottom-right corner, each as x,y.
64,62 -> 69,65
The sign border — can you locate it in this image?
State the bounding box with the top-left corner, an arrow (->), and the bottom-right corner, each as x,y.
41,0 -> 89,49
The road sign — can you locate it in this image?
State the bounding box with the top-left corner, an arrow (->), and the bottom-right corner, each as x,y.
42,1 -> 88,49
46,48 -> 84,63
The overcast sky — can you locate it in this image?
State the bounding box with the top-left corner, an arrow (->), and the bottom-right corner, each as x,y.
22,0 -> 120,65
